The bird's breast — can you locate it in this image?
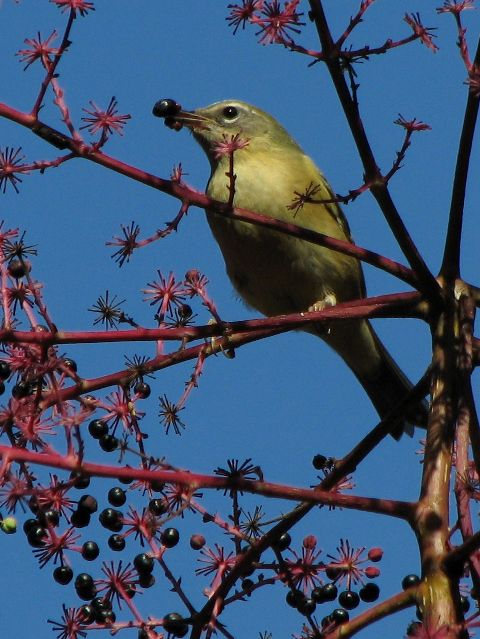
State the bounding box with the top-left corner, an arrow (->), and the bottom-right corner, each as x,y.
205,149 -> 363,316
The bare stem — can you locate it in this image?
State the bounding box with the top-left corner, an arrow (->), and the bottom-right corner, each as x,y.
308,0 -> 441,302
31,10 -> 75,117
440,38 -> 480,279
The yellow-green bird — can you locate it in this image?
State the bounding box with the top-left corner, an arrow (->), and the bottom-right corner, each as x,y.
153,98 -> 426,438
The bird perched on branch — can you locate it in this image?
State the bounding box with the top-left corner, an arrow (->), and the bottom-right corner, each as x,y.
153,98 -> 427,438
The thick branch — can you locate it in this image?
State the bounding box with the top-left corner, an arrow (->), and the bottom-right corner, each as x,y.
414,297 -> 460,632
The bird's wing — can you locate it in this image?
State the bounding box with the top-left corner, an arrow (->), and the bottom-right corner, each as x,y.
321,180 -> 353,239
319,182 -> 368,300
325,199 -> 352,239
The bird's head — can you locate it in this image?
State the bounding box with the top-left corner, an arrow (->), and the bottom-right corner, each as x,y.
152,98 -> 300,167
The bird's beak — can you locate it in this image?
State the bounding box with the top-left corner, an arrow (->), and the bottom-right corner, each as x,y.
167,110 -> 210,132
152,99 -> 209,132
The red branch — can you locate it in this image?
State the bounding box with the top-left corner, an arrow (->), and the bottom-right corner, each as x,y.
0,102 -> 419,288
0,445 -> 415,518
35,291 -> 421,410
0,289 -> 423,347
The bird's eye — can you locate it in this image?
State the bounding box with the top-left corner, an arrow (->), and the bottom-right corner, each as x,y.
222,105 -> 238,120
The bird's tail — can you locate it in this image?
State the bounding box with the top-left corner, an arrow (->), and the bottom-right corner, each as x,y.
356,325 -> 429,440
312,317 -> 428,439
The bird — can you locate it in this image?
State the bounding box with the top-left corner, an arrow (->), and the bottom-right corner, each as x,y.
152,98 -> 427,438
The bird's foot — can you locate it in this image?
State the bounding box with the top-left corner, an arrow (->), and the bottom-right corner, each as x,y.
308,294 -> 337,336
308,293 -> 337,313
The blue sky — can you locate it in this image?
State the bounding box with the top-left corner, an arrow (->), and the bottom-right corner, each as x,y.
1,1 -> 479,638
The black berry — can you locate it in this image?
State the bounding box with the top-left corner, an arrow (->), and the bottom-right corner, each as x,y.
152,98 -> 181,118
27,525 -> 47,548
272,532 -> 291,552
138,573 -> 155,588
150,479 -> 165,493
338,590 -> 360,610
163,612 -> 188,637
402,574 -> 421,590
99,508 -> 123,532
23,518 -> 38,535
297,597 -> 316,616
134,381 -> 151,398
75,573 -> 97,600
75,573 -> 95,591
82,541 -> 99,561
331,608 -> 349,624
108,486 -> 126,506
53,565 -> 73,585
12,380 -> 32,399
88,419 -> 108,439
78,495 -> 98,514
312,582 -> 337,603
38,509 -> 59,527
359,582 -> 380,602
286,590 -> 306,609
70,510 -> 91,528
78,605 -> 95,624
99,434 -> 118,452
8,258 -> 30,278
70,472 -> 90,490
91,597 -> 112,612
325,565 -> 341,580
161,527 -> 179,548
189,534 -> 206,550
148,498 -> 166,516
312,454 -> 328,469
134,553 -> 154,574
95,608 -> 116,625
108,533 -> 126,551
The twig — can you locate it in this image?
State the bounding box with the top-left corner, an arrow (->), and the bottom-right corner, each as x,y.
440,36 -> 480,279
308,0 -> 441,303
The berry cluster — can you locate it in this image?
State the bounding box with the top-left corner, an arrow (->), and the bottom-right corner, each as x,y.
20,473 -> 186,637
284,544 -> 382,628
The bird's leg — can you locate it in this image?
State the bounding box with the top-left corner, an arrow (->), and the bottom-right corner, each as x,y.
308,293 -> 337,336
